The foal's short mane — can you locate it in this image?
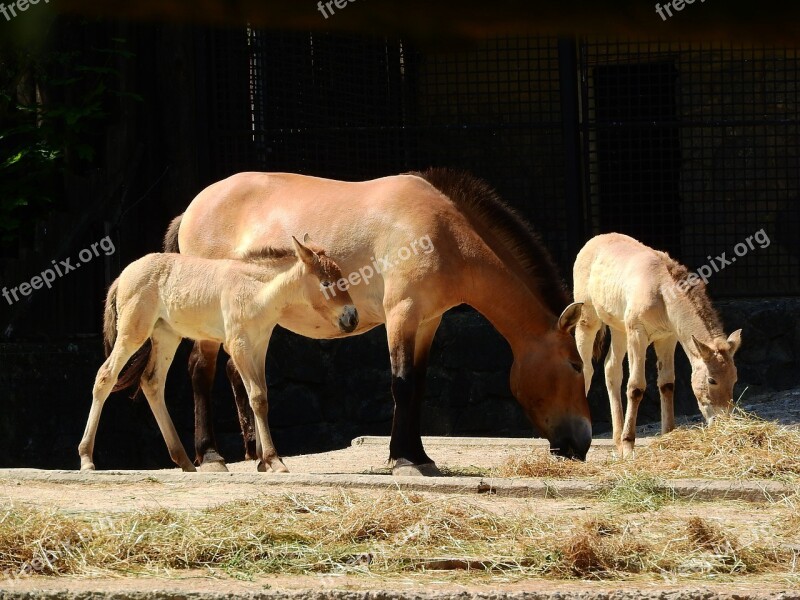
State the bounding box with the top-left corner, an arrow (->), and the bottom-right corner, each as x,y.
412,167 -> 570,315
662,255 -> 726,340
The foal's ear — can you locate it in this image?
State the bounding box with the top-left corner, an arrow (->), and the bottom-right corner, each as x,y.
692,335 -> 717,362
727,329 -> 742,356
557,302 -> 583,333
291,236 -> 318,266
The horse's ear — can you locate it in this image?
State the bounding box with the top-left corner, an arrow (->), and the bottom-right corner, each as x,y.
727,329 -> 742,356
692,335 -> 716,362
291,236 -> 318,266
557,302 -> 583,333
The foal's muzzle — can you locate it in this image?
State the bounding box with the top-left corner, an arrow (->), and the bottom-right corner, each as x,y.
338,305 -> 359,333
549,416 -> 592,461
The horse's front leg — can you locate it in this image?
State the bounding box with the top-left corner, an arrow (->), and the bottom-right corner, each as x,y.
621,324 -> 649,458
386,303 -> 440,476
654,337 -> 678,435
229,334 -> 288,473
189,340 -> 228,471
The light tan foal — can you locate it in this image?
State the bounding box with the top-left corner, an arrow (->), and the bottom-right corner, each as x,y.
573,233 -> 741,457
78,237 -> 357,472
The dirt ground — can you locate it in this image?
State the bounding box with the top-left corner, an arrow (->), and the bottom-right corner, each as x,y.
1,393 -> 798,599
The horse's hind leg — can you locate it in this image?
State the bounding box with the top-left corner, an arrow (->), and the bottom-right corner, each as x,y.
189,340 -> 227,471
226,357 -> 258,461
78,338 -> 142,470
140,327 -> 195,472
654,337 -> 678,435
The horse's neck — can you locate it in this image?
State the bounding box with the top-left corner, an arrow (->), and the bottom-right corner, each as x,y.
250,259 -> 305,308
663,292 -> 716,362
459,258 -> 555,353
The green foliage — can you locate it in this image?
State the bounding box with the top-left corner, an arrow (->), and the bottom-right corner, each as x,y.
0,34 -> 139,245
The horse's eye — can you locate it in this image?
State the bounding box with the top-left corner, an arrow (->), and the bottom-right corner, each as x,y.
571,361 -> 583,373
707,377 -> 718,385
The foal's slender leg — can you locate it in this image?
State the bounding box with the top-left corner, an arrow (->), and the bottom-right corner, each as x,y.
229,333 -> 288,473
386,302 -> 437,475
140,327 -> 195,472
78,338 -> 142,470
189,340 -> 227,471
604,329 -> 627,454
621,324 -> 649,458
226,357 -> 258,461
654,337 -> 678,435
575,306 -> 602,396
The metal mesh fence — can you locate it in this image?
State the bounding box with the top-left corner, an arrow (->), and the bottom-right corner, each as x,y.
581,40 -> 800,297
205,32 -> 800,297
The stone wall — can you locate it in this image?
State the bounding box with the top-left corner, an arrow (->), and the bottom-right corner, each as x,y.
1,299 -> 797,470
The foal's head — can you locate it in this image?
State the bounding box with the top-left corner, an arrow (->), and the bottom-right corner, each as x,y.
291,236 -> 359,333
690,330 -> 742,423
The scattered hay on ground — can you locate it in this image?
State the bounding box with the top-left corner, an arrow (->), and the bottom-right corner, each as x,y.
0,490 -> 796,582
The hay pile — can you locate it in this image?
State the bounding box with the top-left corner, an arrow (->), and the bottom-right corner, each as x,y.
499,412 -> 800,482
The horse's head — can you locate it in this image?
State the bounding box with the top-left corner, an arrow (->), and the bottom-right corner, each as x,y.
291,236 -> 359,333
689,330 -> 742,424
509,302 -> 592,460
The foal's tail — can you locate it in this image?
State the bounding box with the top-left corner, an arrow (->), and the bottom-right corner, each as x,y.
103,277 -> 151,395
592,325 -> 608,363
164,214 -> 183,253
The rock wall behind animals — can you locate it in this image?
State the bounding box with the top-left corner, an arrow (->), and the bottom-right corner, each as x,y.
0,299 -> 797,470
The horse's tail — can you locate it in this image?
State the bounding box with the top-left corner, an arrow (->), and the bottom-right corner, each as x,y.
164,214 -> 183,253
103,277 -> 150,395
103,278 -> 120,357
592,324 -> 608,363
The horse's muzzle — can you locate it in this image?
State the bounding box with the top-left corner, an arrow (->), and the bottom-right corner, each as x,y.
549,416 -> 592,461
338,305 -> 359,333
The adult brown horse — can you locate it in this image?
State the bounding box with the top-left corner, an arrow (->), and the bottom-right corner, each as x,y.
165,168 -> 591,475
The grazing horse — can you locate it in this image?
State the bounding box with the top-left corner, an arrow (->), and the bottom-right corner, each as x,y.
78,237 -> 357,472
166,168 -> 591,475
573,233 -> 742,457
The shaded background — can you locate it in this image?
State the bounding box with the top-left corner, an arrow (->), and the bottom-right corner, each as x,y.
1,1 -> 799,469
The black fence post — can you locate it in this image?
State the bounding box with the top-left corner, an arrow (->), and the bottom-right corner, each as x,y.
558,37 -> 585,277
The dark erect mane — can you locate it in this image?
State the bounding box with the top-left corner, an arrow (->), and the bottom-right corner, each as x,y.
411,167 -> 570,315
238,246 -> 296,262
662,254 -> 725,339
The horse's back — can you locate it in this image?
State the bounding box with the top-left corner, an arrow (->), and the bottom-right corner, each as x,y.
575,233 -> 669,325
180,172 -> 450,259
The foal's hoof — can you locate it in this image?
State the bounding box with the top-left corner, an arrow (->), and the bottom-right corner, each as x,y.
80,463 -> 95,472
198,460 -> 228,472
392,459 -> 442,477
258,458 -> 289,473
